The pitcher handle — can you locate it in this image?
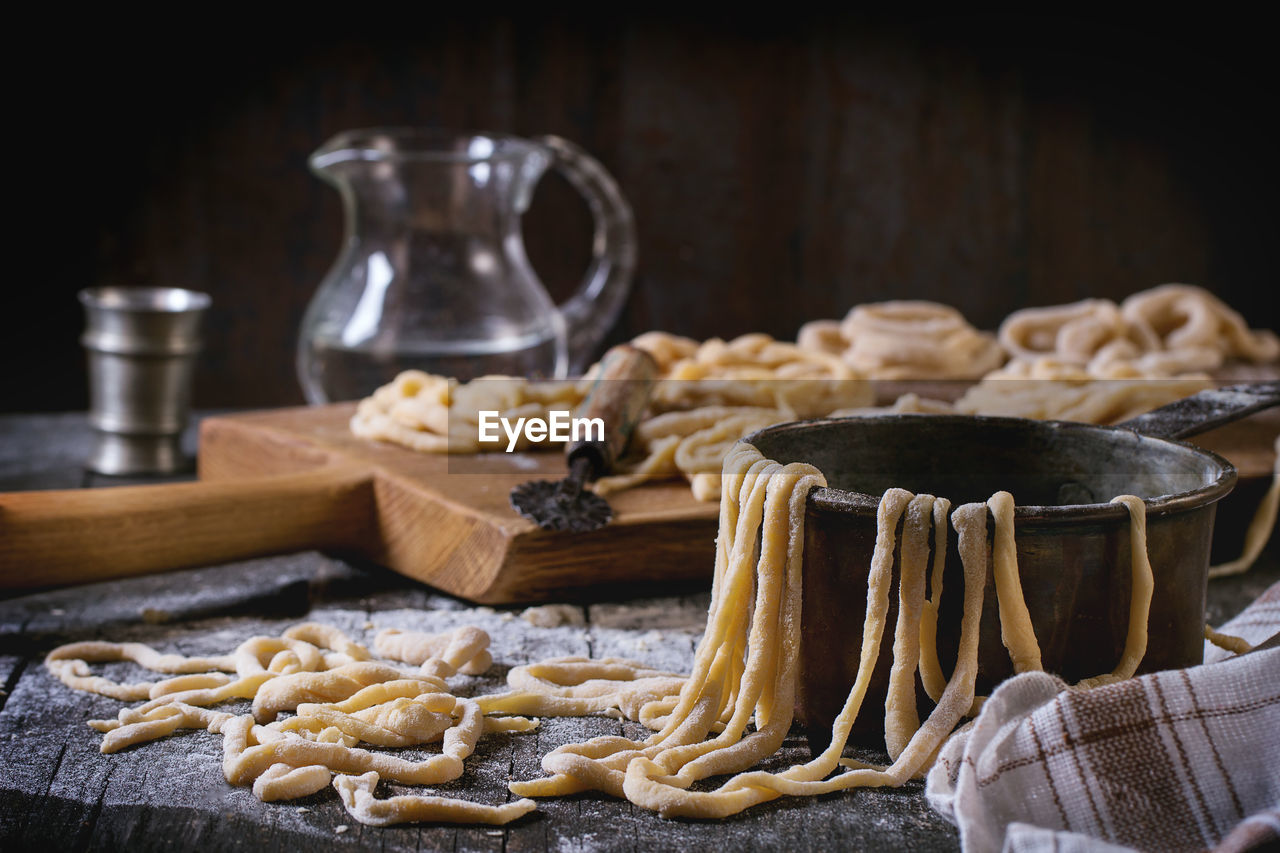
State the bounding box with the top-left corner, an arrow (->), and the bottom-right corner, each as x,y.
536,135 -> 637,373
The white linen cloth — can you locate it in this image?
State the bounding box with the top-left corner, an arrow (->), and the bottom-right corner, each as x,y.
926,581 -> 1280,852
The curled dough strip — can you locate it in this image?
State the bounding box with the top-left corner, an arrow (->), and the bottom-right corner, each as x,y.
1076,495 -> 1154,689
1121,283 -> 1280,365
282,622 -> 371,666
100,702 -> 236,754
223,697 -> 485,787
253,763 -> 333,802
955,375 -> 1213,425
232,635 -> 326,676
47,622 -> 536,822
45,642 -> 236,701
1204,625 -> 1253,656
843,302 -> 1005,380
251,663 -> 438,723
374,627 -> 493,676
796,301 -> 1004,380
1210,434 -> 1280,579
90,672 -> 274,732
334,771 -> 536,826
476,656 -> 685,722
275,693 -> 458,747
998,285 -> 1278,378
999,299 -> 1134,364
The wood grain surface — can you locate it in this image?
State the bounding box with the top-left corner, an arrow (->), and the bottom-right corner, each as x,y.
8,14 -> 1276,412
2,401 -> 1275,599
0,406 -> 718,601
2,411 -> 1277,852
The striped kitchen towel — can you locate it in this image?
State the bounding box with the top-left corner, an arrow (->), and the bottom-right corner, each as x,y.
926,581 -> 1280,853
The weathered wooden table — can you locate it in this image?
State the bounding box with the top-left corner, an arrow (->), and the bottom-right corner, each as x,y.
3,413 -> 1277,852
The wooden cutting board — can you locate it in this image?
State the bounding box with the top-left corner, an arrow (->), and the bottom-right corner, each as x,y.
199,405 -> 721,602
0,405 -> 719,603
2,403 -> 1275,603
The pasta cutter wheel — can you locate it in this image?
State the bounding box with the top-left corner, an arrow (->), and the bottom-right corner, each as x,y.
509,344 -> 658,533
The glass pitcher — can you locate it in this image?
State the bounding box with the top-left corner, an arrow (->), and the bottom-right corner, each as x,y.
297,128 -> 636,403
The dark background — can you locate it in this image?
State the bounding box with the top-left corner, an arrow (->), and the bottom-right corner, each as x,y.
5,12 -> 1276,411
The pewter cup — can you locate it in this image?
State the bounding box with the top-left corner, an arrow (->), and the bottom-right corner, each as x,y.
79,287 -> 211,475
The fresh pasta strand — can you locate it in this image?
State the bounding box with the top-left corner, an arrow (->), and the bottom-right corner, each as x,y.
1075,495 -> 1155,689
1204,624 -> 1253,655
1210,434 -> 1280,579
334,771 -> 536,826
45,446 -> 1170,824
507,446 -> 1161,820
987,491 -> 1042,673
45,621 -> 541,826
797,300 -> 1004,379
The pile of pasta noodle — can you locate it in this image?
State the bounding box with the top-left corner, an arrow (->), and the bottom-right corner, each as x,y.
950,284 -> 1279,423
46,623 -> 542,826
997,284 -> 1279,376
351,330 -> 873,497
490,445 -> 1169,817
351,285 -> 1277,503
796,300 -> 1005,380
53,443 -> 1256,825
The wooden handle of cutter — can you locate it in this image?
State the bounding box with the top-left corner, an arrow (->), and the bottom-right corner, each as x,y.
0,465 -> 375,590
570,343 -> 659,475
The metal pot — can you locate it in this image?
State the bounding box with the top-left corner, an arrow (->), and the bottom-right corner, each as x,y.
744,383 -> 1280,751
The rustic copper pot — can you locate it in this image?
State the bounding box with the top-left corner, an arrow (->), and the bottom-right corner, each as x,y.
743,383 -> 1280,751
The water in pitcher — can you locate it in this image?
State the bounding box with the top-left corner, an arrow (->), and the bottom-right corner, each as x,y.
298,130 -> 635,403
300,329 -> 564,403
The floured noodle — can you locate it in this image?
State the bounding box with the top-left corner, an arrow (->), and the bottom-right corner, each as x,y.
47,449 -> 1167,822
45,624 -> 537,826
987,491 -> 1042,673
351,331 -> 870,459
797,300 -> 1004,379
351,371 -> 584,453
501,445 -> 1158,818
998,285 -> 1278,375
955,369 -> 1212,425
352,285 -> 1275,513
1075,495 -> 1155,689
334,771 -> 536,826
1204,625 -> 1253,655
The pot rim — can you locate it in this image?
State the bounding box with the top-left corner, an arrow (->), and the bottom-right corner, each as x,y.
742,413 -> 1238,523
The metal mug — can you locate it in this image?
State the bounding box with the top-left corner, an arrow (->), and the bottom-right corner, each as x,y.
79,286 -> 211,475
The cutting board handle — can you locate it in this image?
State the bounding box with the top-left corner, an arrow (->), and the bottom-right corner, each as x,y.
0,465 -> 375,590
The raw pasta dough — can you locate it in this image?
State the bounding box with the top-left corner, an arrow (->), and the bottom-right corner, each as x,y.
352,284 -> 1277,504
797,301 -> 1004,379
46,452 -> 1168,824
351,371 -> 583,453
46,624 -> 536,827
998,284 -> 1279,376
499,445 -> 1158,818
1209,434 -> 1280,578
352,330 -> 872,499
